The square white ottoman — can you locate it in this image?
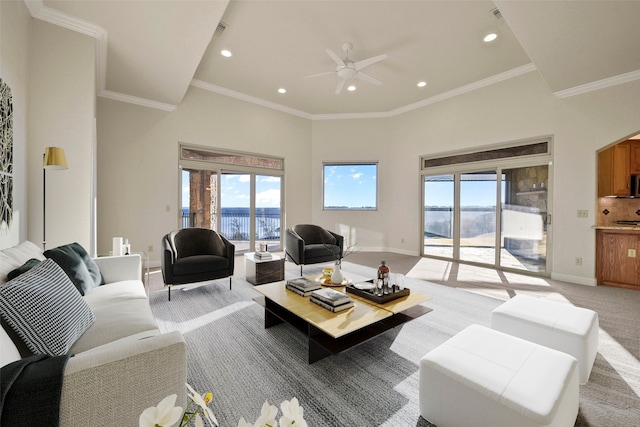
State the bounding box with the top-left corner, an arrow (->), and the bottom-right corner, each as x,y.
420,325 -> 579,427
490,294 -> 598,384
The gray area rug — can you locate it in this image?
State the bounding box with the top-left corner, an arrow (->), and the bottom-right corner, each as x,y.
149,261 -> 639,426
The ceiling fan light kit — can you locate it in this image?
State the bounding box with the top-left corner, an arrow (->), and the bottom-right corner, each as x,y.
305,42 -> 388,95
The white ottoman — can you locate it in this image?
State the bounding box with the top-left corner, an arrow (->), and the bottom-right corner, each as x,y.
420,325 -> 579,427
490,294 -> 598,384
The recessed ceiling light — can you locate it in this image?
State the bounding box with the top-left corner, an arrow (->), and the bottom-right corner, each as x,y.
483,33 -> 498,43
221,49 -> 232,57
278,88 -> 286,94
417,81 -> 427,88
347,85 -> 356,92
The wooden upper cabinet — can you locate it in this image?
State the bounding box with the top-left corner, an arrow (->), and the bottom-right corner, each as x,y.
630,141 -> 640,175
598,142 -> 630,197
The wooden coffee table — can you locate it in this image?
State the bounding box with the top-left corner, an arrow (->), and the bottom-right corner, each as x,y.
253,279 -> 432,363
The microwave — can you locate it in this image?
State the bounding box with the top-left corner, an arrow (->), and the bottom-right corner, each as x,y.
632,175 -> 640,197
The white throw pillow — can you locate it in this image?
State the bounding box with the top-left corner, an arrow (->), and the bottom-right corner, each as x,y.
2,241 -> 46,265
0,258 -> 95,356
0,325 -> 21,367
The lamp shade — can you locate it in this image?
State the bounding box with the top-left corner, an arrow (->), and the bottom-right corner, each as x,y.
43,147 -> 68,170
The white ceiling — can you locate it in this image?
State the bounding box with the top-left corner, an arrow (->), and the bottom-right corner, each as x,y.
37,0 -> 640,118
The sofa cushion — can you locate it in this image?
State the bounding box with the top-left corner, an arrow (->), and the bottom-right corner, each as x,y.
173,255 -> 230,276
71,281 -> 158,353
7,258 -> 42,281
44,242 -> 105,296
0,259 -> 95,356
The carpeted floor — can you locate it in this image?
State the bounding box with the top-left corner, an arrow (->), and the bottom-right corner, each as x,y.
148,254 -> 640,426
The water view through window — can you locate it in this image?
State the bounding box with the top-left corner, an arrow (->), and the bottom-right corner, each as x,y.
182,170 -> 282,253
323,163 -> 377,210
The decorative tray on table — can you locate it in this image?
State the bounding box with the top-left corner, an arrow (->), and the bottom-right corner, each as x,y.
345,280 -> 410,304
314,275 -> 352,287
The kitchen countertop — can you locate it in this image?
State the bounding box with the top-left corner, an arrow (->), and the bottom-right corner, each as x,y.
594,225 -> 640,231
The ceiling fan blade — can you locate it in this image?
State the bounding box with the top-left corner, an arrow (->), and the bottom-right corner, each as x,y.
355,72 -> 383,86
325,49 -> 345,67
335,78 -> 346,95
303,71 -> 335,79
354,53 -> 388,71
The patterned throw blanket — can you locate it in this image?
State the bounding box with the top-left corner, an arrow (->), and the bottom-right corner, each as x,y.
0,354 -> 72,427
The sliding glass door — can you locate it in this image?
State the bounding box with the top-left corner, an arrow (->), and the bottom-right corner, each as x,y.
179,145 -> 284,254
500,166 -> 548,273
255,175 -> 282,251
423,175 -> 454,258
459,171 -> 499,265
422,165 -> 549,274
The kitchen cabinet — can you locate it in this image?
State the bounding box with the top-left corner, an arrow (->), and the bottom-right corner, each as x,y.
630,141 -> 640,175
596,229 -> 640,290
598,143 -> 630,197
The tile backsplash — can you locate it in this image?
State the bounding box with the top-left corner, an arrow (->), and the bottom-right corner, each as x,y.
597,197 -> 640,225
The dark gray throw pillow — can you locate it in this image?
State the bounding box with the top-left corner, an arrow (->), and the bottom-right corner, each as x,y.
44,242 -> 104,296
0,258 -> 95,356
7,258 -> 41,280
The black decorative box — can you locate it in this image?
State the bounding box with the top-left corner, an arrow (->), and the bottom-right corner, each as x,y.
345,280 -> 410,304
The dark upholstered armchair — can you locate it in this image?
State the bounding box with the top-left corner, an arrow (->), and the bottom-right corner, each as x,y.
285,224 -> 344,275
161,228 -> 235,300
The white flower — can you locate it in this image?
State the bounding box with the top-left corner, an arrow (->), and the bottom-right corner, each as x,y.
254,400 -> 278,427
279,398 -> 307,427
194,413 -> 204,427
237,417 -> 254,427
139,394 -> 183,427
186,383 -> 219,426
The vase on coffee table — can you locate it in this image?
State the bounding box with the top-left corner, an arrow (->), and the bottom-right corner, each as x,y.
331,262 -> 343,284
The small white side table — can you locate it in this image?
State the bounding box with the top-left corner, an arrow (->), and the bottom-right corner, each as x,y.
244,252 -> 285,285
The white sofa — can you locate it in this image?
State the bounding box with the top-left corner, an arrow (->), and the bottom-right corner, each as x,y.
1,241 -> 187,426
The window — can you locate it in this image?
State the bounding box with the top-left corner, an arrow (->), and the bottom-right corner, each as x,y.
180,144 -> 284,253
421,138 -> 552,275
323,163 -> 377,210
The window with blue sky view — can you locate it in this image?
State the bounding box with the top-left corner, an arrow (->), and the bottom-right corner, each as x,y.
323,163 -> 377,210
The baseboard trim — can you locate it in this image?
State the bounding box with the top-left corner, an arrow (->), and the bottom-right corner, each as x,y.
550,272 -> 597,287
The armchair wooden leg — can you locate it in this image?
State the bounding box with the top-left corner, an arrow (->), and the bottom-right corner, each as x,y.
300,265 -> 303,276
229,276 -> 232,290
168,285 -> 171,301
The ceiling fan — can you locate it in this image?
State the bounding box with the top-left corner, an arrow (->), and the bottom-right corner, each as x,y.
304,42 -> 388,95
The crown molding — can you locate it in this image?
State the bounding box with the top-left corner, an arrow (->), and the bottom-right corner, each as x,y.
553,69 -> 640,99
24,0 -> 177,112
99,90 -> 177,112
192,64 -> 537,121
190,80 -> 313,119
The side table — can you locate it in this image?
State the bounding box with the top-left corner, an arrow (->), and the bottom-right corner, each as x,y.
244,252 -> 285,285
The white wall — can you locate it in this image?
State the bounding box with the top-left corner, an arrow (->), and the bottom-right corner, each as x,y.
311,71 -> 640,285
27,20 -> 96,251
96,87 -> 312,262
0,0 -> 30,249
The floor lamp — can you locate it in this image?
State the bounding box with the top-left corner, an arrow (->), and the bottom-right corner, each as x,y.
43,147 -> 68,250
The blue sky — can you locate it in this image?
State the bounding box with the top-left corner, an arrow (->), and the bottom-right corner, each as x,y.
323,164 -> 377,208
424,174 -> 504,207
182,171 -> 281,208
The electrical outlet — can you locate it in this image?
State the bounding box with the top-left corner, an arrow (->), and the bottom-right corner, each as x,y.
577,210 -> 588,218
165,205 -> 171,212
575,257 -> 582,265
148,245 -> 153,253
629,249 -> 637,258
401,238 -> 405,244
